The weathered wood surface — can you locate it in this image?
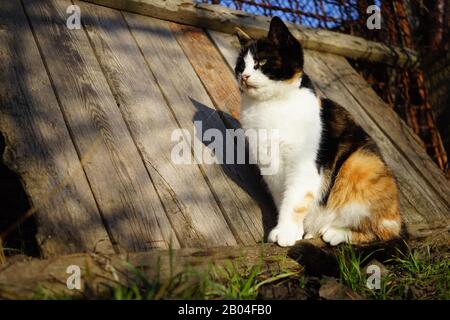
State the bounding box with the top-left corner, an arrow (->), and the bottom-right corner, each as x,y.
208,30 -> 240,71
170,23 -> 241,121
123,13 -> 276,244
0,243 -> 302,299
77,1 -> 240,248
3,0 -> 447,259
23,0 -> 176,251
0,1 -> 114,257
81,0 -> 418,68
208,32 -> 450,224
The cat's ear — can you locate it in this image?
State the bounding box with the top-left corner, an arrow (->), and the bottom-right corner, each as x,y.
268,16 -> 296,46
235,27 -> 252,46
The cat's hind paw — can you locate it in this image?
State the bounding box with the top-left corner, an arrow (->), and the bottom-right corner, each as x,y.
303,233 -> 314,240
321,227 -> 351,246
268,223 -> 303,247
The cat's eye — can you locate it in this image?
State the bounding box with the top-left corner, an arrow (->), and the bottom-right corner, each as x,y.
255,59 -> 267,69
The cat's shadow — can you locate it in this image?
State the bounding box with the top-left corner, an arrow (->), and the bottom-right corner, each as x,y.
189,97 -> 277,241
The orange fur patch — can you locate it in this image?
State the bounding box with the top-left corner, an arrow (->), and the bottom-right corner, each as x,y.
351,231 -> 376,244
327,148 -> 401,242
294,206 -> 307,213
293,192 -> 315,223
305,192 -> 314,200
285,70 -> 302,84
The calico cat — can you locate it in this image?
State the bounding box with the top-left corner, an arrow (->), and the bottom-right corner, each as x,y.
235,17 -> 402,247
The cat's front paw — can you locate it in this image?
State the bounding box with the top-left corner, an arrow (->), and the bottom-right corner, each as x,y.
268,223 -> 303,247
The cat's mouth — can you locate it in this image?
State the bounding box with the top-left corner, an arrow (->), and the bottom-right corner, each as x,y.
242,82 -> 257,90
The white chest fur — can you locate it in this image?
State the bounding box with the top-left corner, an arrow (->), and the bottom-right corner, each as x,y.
240,86 -> 323,246
240,87 -> 322,191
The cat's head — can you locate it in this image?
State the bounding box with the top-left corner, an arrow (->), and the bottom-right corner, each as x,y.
234,16 -> 304,100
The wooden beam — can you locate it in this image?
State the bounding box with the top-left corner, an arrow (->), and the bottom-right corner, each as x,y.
0,243 -> 303,299
81,0 -> 418,68
0,221 -> 447,299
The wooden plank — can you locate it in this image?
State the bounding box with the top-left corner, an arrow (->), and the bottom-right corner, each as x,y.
124,13 -> 277,244
170,23 -> 241,121
0,242 -> 304,299
81,0 -> 418,68
77,1 -> 239,248
208,30 -> 239,72
208,32 -> 450,224
0,0 -> 113,257
23,0 -> 178,251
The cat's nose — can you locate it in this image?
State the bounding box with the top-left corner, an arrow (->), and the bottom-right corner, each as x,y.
241,74 -> 250,82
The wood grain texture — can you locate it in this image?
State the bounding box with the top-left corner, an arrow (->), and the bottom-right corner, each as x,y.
207,30 -> 240,71
81,0 -> 418,68
0,0 -> 113,257
170,23 -> 241,121
23,0 -> 177,251
208,32 -> 450,224
124,13 -> 278,244
78,1 -> 240,248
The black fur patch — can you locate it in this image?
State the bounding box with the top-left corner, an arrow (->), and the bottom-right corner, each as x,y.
235,16 -> 304,82
300,73 -> 315,93
315,99 -> 383,205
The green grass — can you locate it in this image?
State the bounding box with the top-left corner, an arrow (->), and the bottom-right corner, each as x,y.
28,242 -> 450,300
381,247 -> 450,299
29,244 -> 305,300
107,243 -> 306,300
32,285 -> 78,300
113,264 -> 210,300
335,243 -> 450,299
112,257 -> 302,300
206,260 -> 299,299
336,244 -> 376,292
